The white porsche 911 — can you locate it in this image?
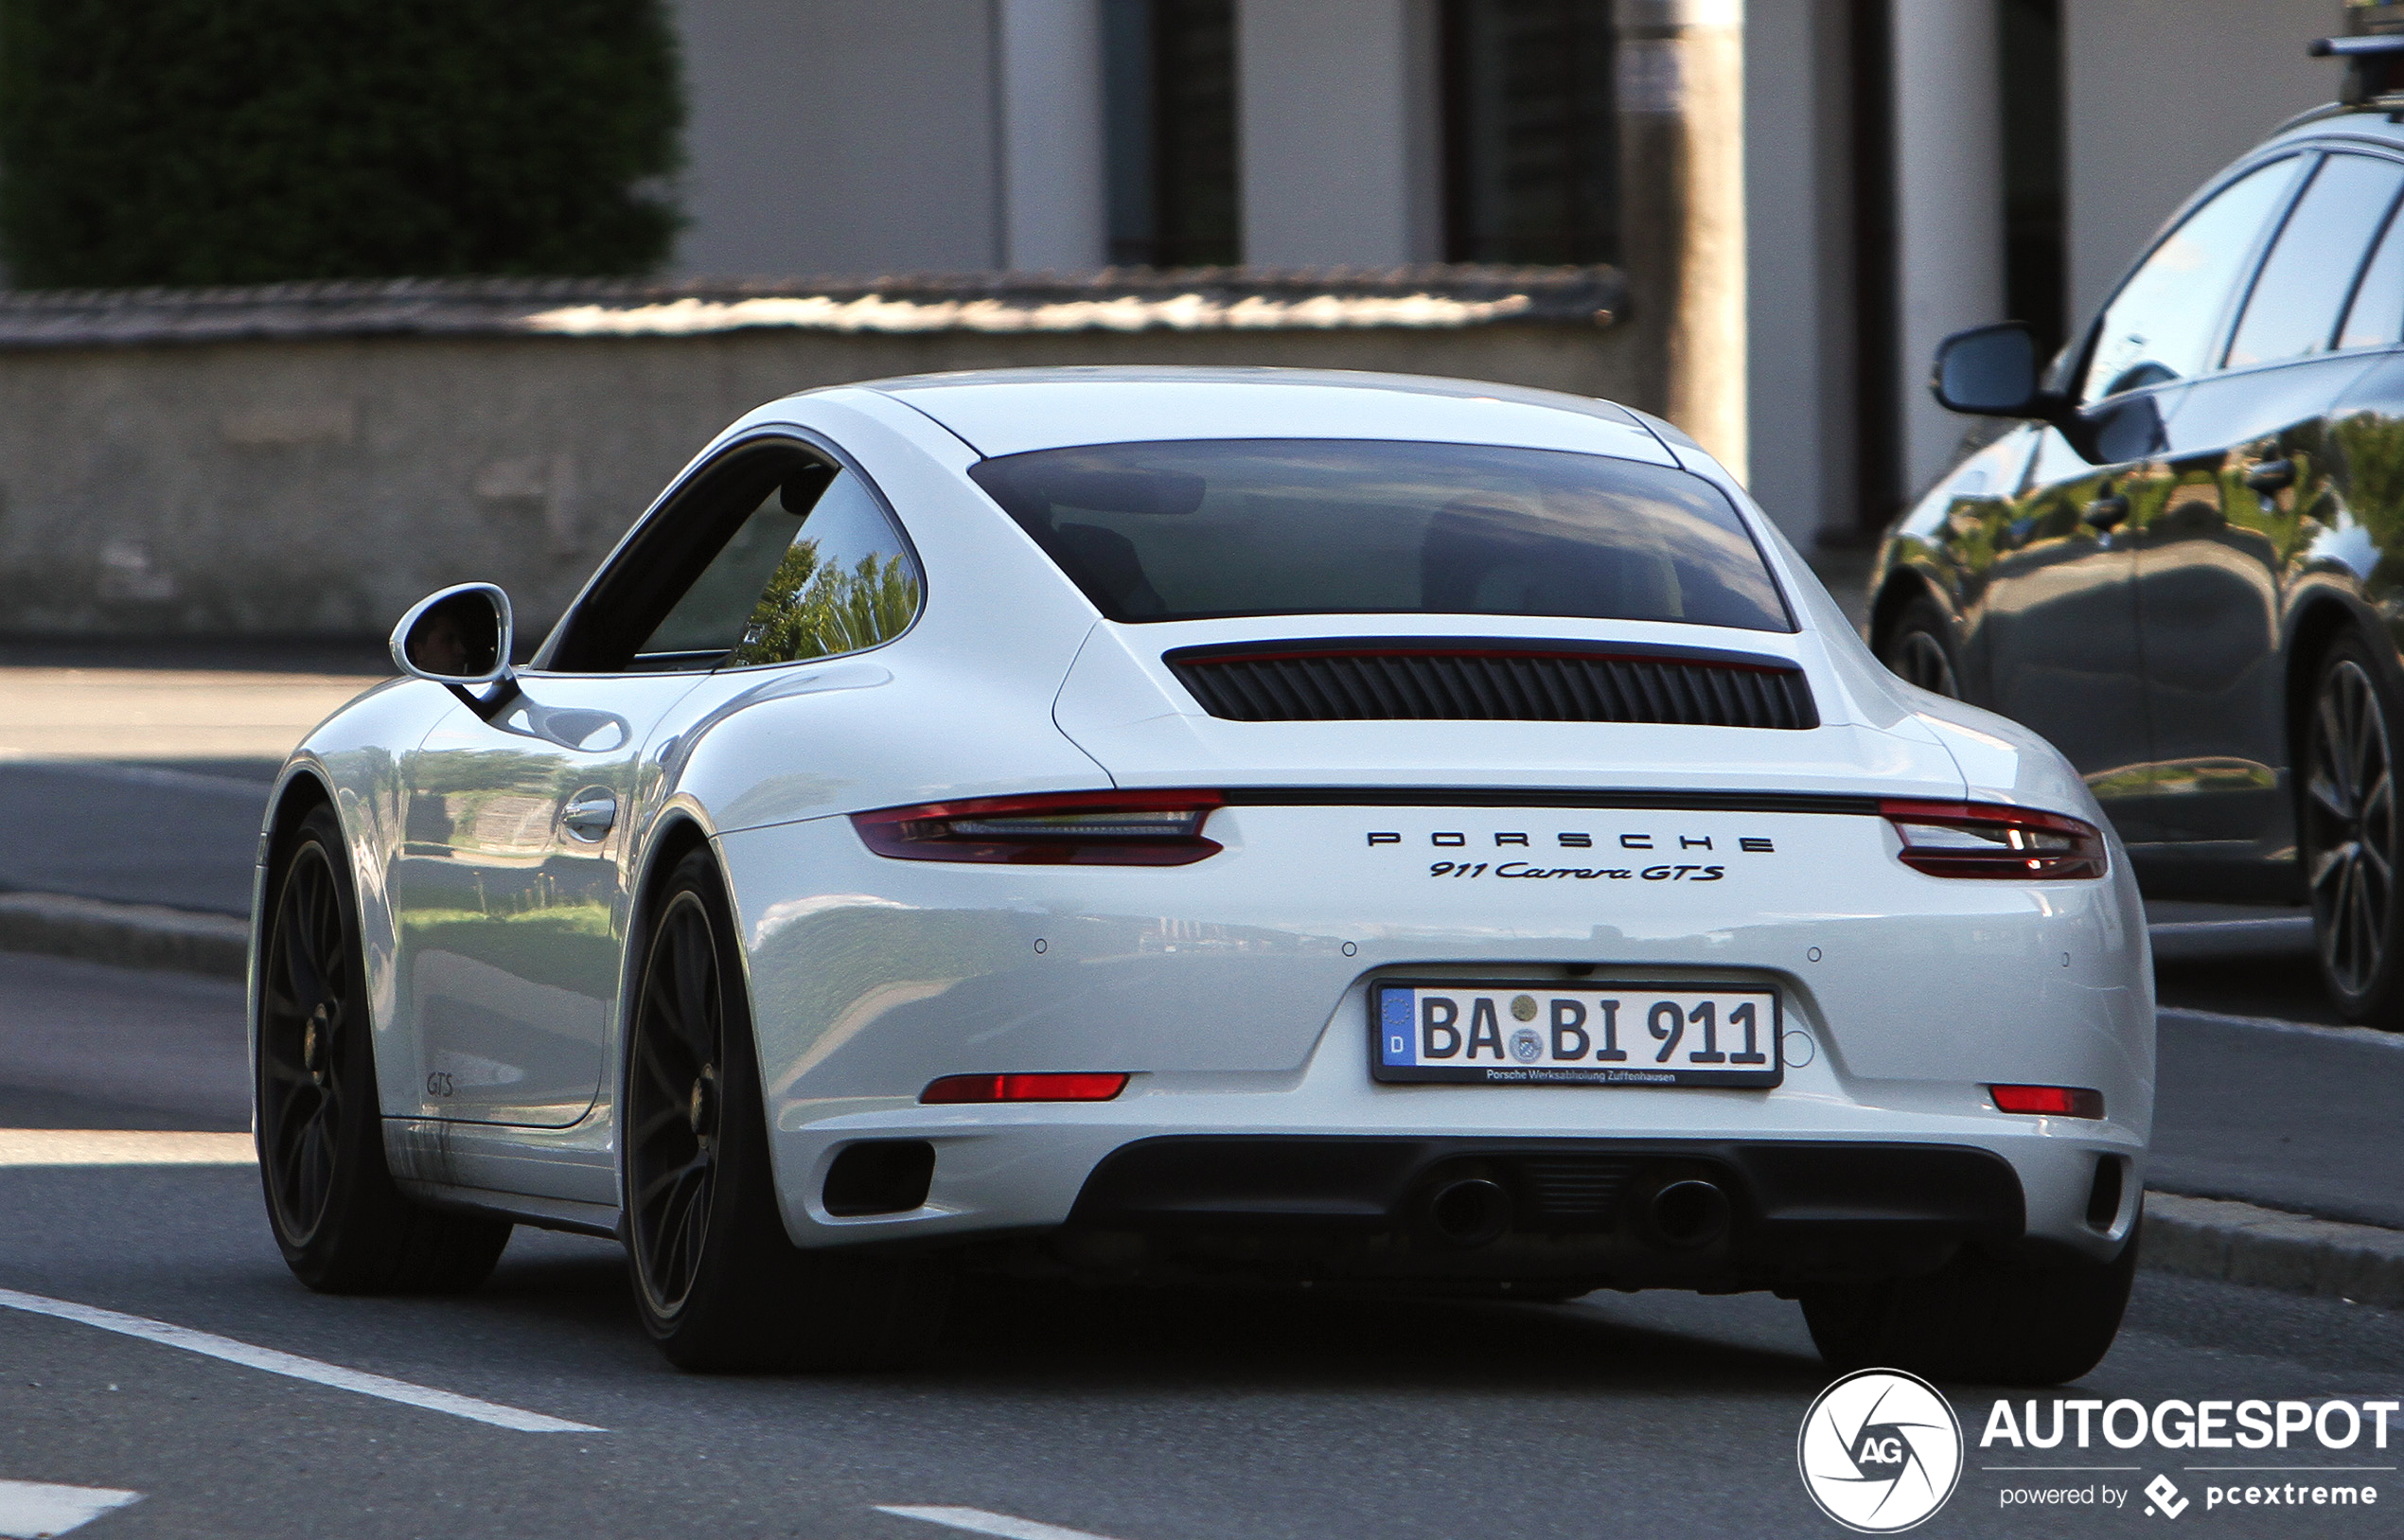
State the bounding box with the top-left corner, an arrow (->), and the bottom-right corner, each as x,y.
252,366 -> 2150,1384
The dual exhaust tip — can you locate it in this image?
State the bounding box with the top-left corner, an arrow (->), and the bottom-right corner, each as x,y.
1421,1174 -> 1731,1249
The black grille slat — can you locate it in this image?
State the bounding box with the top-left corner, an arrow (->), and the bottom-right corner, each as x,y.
1519,1157 -> 1638,1222
1165,644 -> 1816,730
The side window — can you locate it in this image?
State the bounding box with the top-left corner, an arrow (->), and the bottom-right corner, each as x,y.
635,462 -> 920,670
2341,203 -> 2404,352
2081,158 -> 2305,403
2226,154 -> 2404,369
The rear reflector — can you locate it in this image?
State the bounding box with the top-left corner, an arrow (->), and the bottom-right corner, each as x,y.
1882,799 -> 2107,880
1990,1084 -> 2105,1118
853,789 -> 1224,865
920,1072 -> 1130,1105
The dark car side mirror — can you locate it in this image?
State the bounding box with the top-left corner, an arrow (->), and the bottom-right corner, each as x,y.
1931,322 -> 2044,417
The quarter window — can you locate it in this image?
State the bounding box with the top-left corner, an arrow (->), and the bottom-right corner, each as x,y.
2081,158 -> 2304,402
640,468 -> 920,669
2226,154 -> 2404,369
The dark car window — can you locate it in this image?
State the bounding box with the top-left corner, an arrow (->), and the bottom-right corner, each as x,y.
968,438 -> 1794,632
2082,157 -> 2304,402
639,468 -> 921,669
2341,200 -> 2404,351
2226,153 -> 2404,369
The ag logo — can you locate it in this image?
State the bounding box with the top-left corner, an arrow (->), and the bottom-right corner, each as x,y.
1797,1368 -> 1963,1531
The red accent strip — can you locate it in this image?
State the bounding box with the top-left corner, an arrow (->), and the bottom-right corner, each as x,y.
920,1072 -> 1129,1104
1990,1084 -> 2105,1119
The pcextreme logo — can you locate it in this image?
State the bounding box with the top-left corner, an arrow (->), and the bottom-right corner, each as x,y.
1798,1369 -> 1965,1532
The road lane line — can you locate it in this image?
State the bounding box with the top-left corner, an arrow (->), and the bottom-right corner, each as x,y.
0,1288 -> 601,1434
0,1478 -> 142,1537
2158,1005 -> 2404,1050
876,1505 -> 1125,1540
0,1131 -> 253,1167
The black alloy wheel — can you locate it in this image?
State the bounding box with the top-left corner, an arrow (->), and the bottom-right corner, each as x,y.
258,827 -> 352,1248
1879,593 -> 1961,699
626,888 -> 725,1321
622,849 -> 950,1372
2304,638 -> 2404,1022
256,805 -> 511,1292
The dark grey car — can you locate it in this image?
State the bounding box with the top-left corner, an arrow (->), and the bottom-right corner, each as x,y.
1870,88 -> 2404,1022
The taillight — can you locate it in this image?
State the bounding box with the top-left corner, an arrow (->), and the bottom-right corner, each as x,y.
1881,799 -> 2106,880
851,789 -> 1225,865
921,1072 -> 1129,1104
1990,1084 -> 2105,1118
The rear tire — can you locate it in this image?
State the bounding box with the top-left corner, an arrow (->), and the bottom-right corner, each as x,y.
256,805 -> 512,1294
1799,1228 -> 2138,1387
623,849 -> 949,1372
1878,592 -> 1962,699
2301,635 -> 2404,1023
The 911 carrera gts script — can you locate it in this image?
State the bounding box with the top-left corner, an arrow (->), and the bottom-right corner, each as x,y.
1428,861 -> 1725,880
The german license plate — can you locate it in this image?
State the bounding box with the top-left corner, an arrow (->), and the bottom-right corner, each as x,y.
1371,982 -> 1782,1088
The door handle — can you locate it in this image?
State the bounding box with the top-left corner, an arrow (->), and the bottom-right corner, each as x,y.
2244,458 -> 2295,493
560,788 -> 618,843
2081,492 -> 2130,531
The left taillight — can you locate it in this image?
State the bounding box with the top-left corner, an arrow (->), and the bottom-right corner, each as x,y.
1881,799 -> 2107,880
851,789 -> 1226,865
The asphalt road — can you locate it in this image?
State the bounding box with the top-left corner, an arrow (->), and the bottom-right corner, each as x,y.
2,952 -> 2403,1539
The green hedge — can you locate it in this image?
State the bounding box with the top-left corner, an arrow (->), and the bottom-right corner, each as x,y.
0,0 -> 683,289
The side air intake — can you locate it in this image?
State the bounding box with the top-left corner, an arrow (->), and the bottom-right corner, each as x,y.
1164,639 -> 1818,730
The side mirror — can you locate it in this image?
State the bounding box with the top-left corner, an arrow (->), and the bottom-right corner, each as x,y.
392,584 -> 518,712
1931,322 -> 2043,417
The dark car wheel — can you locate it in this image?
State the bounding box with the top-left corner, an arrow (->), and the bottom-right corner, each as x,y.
624,849 -> 948,1372
1800,1225 -> 2138,1386
257,805 -> 512,1293
2302,636 -> 2404,1024
1878,593 -> 1961,699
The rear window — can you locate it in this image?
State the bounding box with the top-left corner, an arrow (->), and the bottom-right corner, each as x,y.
968,438 -> 1793,631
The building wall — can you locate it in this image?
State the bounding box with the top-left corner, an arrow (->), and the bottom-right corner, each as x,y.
2062,0 -> 2334,324
0,302 -> 1636,639
668,0 -> 1004,276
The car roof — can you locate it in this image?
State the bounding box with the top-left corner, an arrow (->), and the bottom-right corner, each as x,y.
861,365 -> 1680,466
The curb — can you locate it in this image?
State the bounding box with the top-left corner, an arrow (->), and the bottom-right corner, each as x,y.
0,892 -> 247,981
2142,1191 -> 2404,1308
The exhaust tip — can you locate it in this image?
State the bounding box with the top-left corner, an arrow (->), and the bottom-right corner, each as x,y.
1649,1178 -> 1730,1248
1424,1177 -> 1513,1248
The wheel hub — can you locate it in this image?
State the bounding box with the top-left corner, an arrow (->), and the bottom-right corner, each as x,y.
303,1002 -> 330,1085
688,1066 -> 717,1139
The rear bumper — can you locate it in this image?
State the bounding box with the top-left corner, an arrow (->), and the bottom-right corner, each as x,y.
1045,1135 -> 2036,1290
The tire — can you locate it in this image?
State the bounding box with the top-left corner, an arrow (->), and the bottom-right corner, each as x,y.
623,849 -> 949,1372
256,805 -> 512,1294
2301,635 -> 2404,1023
1799,1228 -> 2138,1387
1878,592 -> 1962,699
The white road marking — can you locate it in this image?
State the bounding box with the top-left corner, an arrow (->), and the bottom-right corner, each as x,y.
2158,1005 -> 2404,1051
0,1289 -> 600,1434
0,1478 -> 142,1537
2148,916 -> 2312,937
876,1506 -> 1124,1540
0,1131 -> 253,1168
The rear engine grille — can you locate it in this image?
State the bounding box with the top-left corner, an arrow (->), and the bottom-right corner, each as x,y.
1165,641 -> 1817,730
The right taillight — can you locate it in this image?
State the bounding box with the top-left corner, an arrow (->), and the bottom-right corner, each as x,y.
1881,799 -> 2107,880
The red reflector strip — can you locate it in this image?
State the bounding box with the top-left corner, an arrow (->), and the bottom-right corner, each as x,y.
853,789 -> 1225,866
1989,1084 -> 2104,1118
1880,798 -> 2108,880
920,1072 -> 1130,1105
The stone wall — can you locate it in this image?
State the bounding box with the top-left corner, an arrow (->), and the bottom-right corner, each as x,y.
0,266 -> 1631,639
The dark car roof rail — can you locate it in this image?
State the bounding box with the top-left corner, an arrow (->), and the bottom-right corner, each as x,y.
2312,27 -> 2404,107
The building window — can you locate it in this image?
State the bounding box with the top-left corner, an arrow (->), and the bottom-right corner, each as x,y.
1441,0 -> 1618,265
1104,0 -> 1240,268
